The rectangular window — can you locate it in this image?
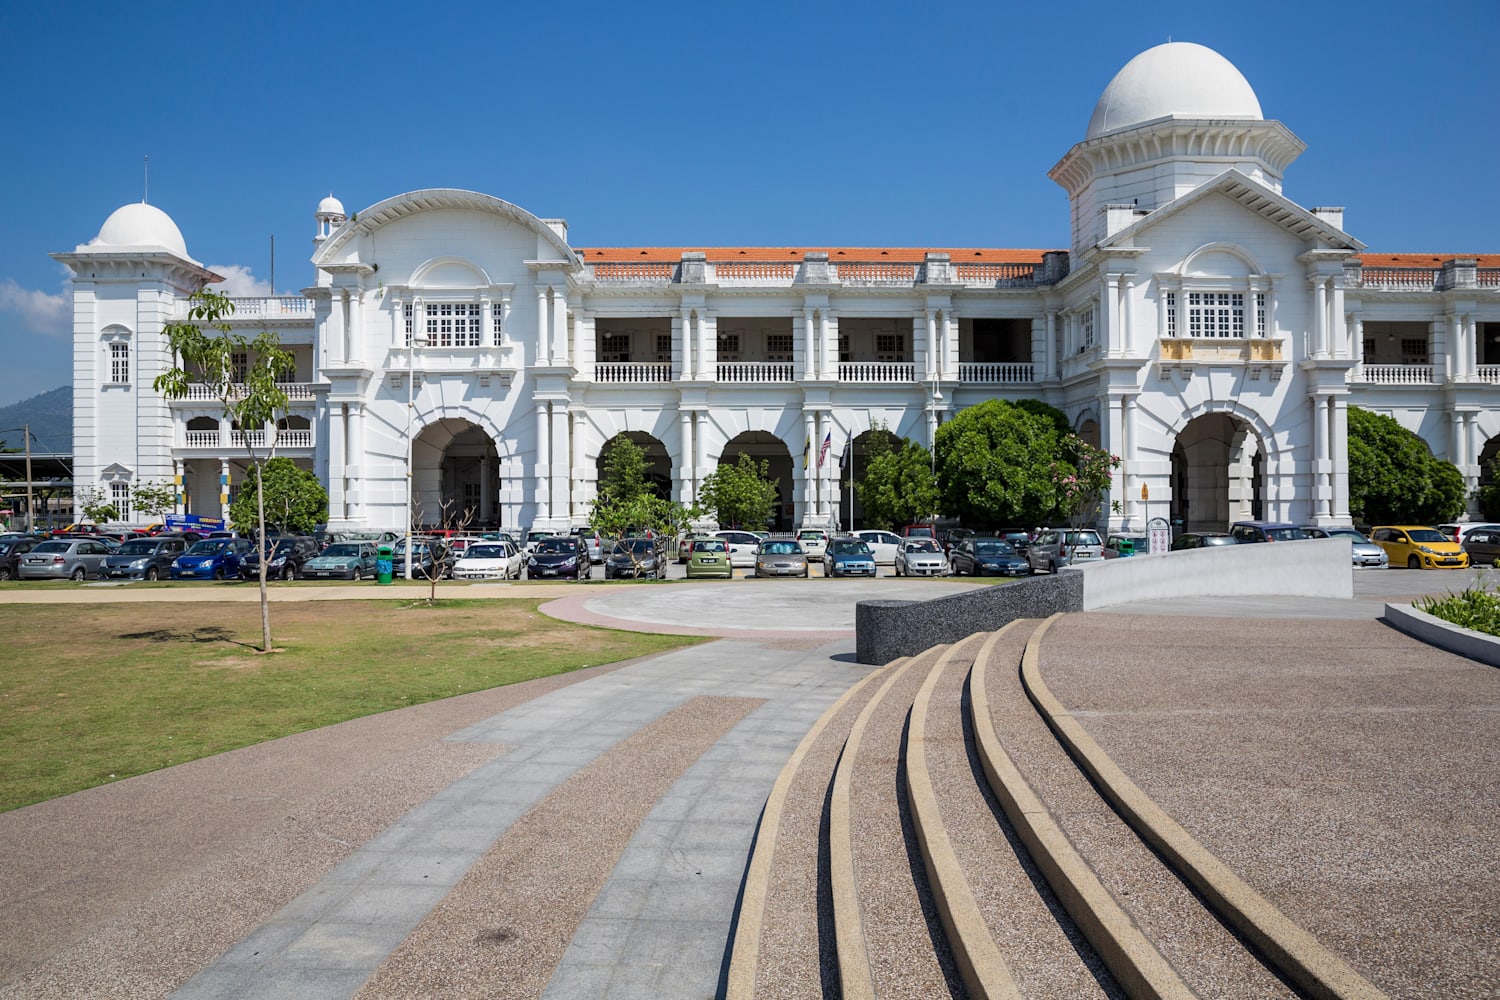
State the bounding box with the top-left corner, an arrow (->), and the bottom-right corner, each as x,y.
1255,293 -> 1266,337
655,333 -> 672,362
231,351 -> 248,382
766,333 -> 793,361
717,333 -> 740,360
1186,292 -> 1245,338
109,342 -> 130,384
110,482 -> 130,519
1165,292 -> 1177,337
404,303 -> 414,346
1081,307 -> 1095,349
425,302 -> 481,348
599,334 -> 630,362
1400,338 -> 1429,364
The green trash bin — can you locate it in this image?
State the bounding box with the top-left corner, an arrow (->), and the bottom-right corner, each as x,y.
376,545 -> 394,585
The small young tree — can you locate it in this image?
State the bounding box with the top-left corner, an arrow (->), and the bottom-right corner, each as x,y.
130,480 -> 178,522
408,497 -> 474,604
597,435 -> 651,504
154,288 -> 295,653
698,452 -> 779,530
76,487 -> 120,525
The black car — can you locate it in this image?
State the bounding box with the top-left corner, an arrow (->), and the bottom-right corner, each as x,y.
1170,531 -> 1238,550
604,537 -> 666,579
527,535 -> 591,580
950,536 -> 1031,576
239,536 -> 318,580
0,536 -> 45,580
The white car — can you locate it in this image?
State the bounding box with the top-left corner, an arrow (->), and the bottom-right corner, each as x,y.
451,540 -> 525,580
855,529 -> 903,565
795,528 -> 829,559
713,530 -> 762,568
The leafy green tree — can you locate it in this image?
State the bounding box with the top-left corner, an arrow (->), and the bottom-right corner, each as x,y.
857,438 -> 940,529
590,492 -> 696,573
230,458 -> 328,534
154,288 -> 296,653
1478,454 -> 1500,522
699,452 -> 778,529
597,435 -> 651,504
1347,406 -> 1465,524
935,399 -> 1075,528
130,480 -> 178,521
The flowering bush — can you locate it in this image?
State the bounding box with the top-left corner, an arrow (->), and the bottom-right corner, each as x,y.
1054,436 -> 1120,528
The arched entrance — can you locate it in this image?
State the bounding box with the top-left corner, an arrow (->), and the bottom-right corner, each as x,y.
1171,413 -> 1264,533
596,432 -> 672,500
412,419 -> 500,529
719,431 -> 794,531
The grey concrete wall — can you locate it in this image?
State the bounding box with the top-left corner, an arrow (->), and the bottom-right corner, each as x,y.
1384,602 -> 1500,668
1073,537 -> 1354,610
854,573 -> 1083,665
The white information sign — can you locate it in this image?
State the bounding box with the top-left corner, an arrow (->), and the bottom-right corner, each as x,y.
1147,516 -> 1171,555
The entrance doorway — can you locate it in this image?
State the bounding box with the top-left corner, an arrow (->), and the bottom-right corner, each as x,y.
1170,413 -> 1264,533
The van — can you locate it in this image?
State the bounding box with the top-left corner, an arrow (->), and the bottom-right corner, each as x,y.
1229,521 -> 1306,543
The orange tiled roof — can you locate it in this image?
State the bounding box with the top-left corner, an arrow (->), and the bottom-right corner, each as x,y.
1356,253 -> 1500,267
578,246 -> 1058,264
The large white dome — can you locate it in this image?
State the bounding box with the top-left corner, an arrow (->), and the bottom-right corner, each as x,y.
91,202 -> 190,258
1086,42 -> 1263,140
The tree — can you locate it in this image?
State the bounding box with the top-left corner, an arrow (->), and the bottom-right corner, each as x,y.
1052,436 -> 1120,528
590,492 -> 695,574
856,438 -> 940,529
1478,453 -> 1500,522
934,399 -> 1076,528
155,288 -> 295,653
1347,406 -> 1465,525
229,458 -> 327,534
597,435 -> 651,504
130,480 -> 178,521
76,487 -> 120,524
698,452 -> 778,529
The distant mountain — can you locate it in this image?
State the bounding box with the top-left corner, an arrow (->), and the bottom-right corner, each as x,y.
0,386 -> 71,454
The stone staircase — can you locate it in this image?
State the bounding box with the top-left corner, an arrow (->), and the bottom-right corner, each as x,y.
725,616 -> 1390,1000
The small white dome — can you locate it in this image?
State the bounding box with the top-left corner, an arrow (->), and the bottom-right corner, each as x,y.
92,202 -> 190,258
1086,42 -> 1263,140
317,194 -> 346,217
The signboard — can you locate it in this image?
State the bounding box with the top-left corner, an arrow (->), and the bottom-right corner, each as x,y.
166,513 -> 226,533
1147,516 -> 1171,555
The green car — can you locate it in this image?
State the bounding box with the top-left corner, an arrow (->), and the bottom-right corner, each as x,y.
685,538 -> 733,579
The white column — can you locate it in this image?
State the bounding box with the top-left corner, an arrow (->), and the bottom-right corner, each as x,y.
570,409 -> 586,521
1330,280 -> 1346,359
818,310 -> 832,380
551,288 -> 568,366
480,297 -> 494,348
1313,278 -> 1328,357
941,309 -> 956,380
1452,411 -> 1466,467
697,311 -> 712,381
1332,398 -> 1350,520
536,287 -> 550,365
551,403 -> 570,524
803,410 -> 816,520
327,293 -> 346,364
327,404 -> 346,521
801,309 -> 814,381
390,295 -> 403,347
347,404 -> 364,520
1116,274 -> 1130,355
499,293 -> 512,350
346,290 -> 361,362
1098,277 -> 1115,355
679,410 -> 695,506
694,412 -> 708,493
925,310 -> 938,381
680,308 -> 694,381
534,402 -> 551,521
1045,310 -> 1058,380
1453,313 -> 1468,379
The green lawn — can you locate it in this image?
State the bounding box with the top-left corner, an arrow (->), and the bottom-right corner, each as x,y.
0,599 -> 703,811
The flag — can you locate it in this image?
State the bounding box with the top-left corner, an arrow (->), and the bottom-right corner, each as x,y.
817,431 -> 831,470
839,440 -> 850,471
803,434 -> 811,468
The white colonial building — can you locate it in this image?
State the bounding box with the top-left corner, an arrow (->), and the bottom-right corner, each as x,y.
57,42 -> 1500,535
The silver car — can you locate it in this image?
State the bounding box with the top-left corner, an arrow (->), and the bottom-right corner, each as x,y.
1300,526 -> 1389,568
19,538 -> 112,580
894,539 -> 949,576
1027,528 -> 1104,574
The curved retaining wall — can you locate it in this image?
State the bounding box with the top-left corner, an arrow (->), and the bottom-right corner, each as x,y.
855,538 -> 1354,665
1384,602 -> 1500,668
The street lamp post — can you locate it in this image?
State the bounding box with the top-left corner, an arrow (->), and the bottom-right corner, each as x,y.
404,336 -> 427,579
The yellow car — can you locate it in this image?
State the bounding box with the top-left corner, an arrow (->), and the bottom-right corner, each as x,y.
1369,525 -> 1470,569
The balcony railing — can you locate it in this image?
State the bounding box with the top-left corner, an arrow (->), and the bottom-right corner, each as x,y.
1358,268 -> 1439,290
590,262 -> 677,282
958,362 -> 1035,383
178,297 -> 314,320
180,428 -> 314,449
1479,269 -> 1500,287
717,361 -> 795,382
714,261 -> 796,283
1356,364 -> 1438,384
177,382 -> 317,401
838,361 -> 914,382
834,262 -> 917,285
953,262 -> 1039,286
184,430 -> 220,448
594,362 -> 673,383
1475,365 -> 1500,384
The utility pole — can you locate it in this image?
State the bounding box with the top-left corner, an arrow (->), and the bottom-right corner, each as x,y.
24,423 -> 33,532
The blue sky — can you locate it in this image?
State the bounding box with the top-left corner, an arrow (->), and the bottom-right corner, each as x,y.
1,0 -> 1495,410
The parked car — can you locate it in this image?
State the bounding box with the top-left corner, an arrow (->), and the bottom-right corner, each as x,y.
685,538 -> 734,579
900,524 -> 938,542
1461,526 -> 1500,568
1437,523 -> 1495,545
1170,531 -> 1238,550
1027,528 -> 1104,573
1229,521 -> 1307,543
570,527 -> 605,564
795,528 -> 829,559
1369,525 -> 1469,570
451,540 -> 525,580
995,529 -> 1032,554
756,538 -> 811,578
238,536 -> 317,581
951,536 -> 1031,576
940,527 -> 976,553
18,538 -> 112,580
0,536 -> 46,580
894,538 -> 949,577
677,532 -> 715,563
523,529 -> 556,555
604,537 -> 667,580
103,535 -> 189,580
527,535 -> 591,580
854,529 -> 903,565
1103,532 -> 1149,558
393,538 -> 447,579
301,541 -> 379,580
822,538 -> 876,578
170,538 -> 251,580
713,530 -> 762,568
1300,526 -> 1389,568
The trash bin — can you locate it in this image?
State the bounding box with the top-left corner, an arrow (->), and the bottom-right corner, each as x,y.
376,545 -> 393,585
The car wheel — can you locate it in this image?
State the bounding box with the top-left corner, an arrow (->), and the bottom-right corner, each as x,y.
282,565 -> 296,581
0,566 -> 10,580
213,567 -> 226,581
145,567 -> 159,581
1408,555 -> 1421,569
72,566 -> 87,582
351,568 -> 363,582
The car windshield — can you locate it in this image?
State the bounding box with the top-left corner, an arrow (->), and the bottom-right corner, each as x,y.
118,540 -> 157,555
322,543 -> 361,558
693,540 -> 726,553
798,531 -> 825,541
535,538 -> 575,554
467,544 -> 507,559
1327,528 -> 1367,541
33,541 -> 68,553
974,541 -> 1016,556
762,541 -> 802,555
1407,528 -> 1448,543
830,541 -> 869,555
187,540 -> 226,555
906,540 -> 941,553
613,539 -> 656,555
1065,531 -> 1102,545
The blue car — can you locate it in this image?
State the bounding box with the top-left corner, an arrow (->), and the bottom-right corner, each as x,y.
170,538 -> 251,580
822,538 -> 877,578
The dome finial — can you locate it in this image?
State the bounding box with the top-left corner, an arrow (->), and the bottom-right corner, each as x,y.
142,154 -> 149,205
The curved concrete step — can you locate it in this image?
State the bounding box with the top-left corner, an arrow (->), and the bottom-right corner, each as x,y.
906,621 -> 1121,1000
1020,615 -> 1391,1000
725,657 -> 900,1000
831,644 -> 964,1000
